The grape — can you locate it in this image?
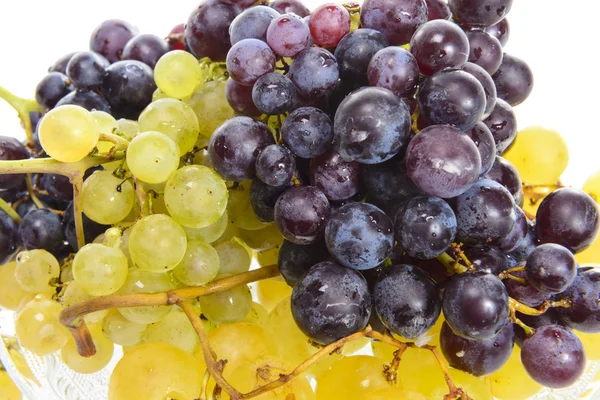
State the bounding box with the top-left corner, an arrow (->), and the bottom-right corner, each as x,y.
266,13 -> 311,57
281,106 -> 333,159
122,34 -> 169,69
334,87 -> 410,164
274,186 -> 330,244
226,39 -> 276,86
89,19 -> 137,63
118,269 -> 176,324
55,90 -> 111,113
289,48 -> 339,104
462,246 -> 508,274
316,356 -> 390,400
126,131 -> 180,184
109,343 -> 202,400
237,223 -> 283,251
425,0 -> 452,20
482,156 -> 523,206
209,116 -> 274,182
228,180 -> 271,230
418,69 -> 486,131
465,30 -> 503,75
367,46 -> 420,98
252,73 -> 296,115
362,154 -> 423,206
143,309 -> 199,354
61,281 -> 108,323
525,243 -> 576,294
521,325 -> 586,388
183,211 -> 228,244
493,54 -> 534,106
92,110 -> 118,136
449,0 -> 512,27
410,20 -> 469,76
256,276 -> 293,312
72,243 -> 128,296
557,268 -> 600,333
278,240 -> 329,286
38,105 -> 99,162
335,29 -> 388,85
308,150 -> 361,201
173,240 -> 219,286
309,3 -> 350,47
360,0 -> 428,45
62,201 -> 110,251
116,118 -> 138,139
504,270 -> 551,308
462,62 -> 497,120
486,18 -> 510,46
536,188 -> 600,252
185,0 -> 240,61
291,261 -> 371,344
35,173 -> 73,210
443,271 -> 509,340
66,51 -> 109,89
15,249 -> 59,296
188,80 -> 235,138
199,283 -> 252,325
128,214 -> 187,272
489,347 -> 542,400
396,196 -> 457,259
250,178 -> 289,222
154,51 -> 203,100
214,238 -> 252,277
496,206 -> 528,253
35,72 -> 73,109
102,309 -> 147,346
49,52 -> 77,74
405,124 -> 481,198
225,78 -> 260,116
0,137 -> 29,191
270,0 -> 310,17
61,323 -> 114,374
16,297 -> 69,356
81,170 -> 134,225
255,145 -> 295,188
101,60 -> 156,120
483,98 -> 517,154
17,208 -> 63,253
464,122 -> 497,176
230,5 -> 280,44
0,261 -> 34,311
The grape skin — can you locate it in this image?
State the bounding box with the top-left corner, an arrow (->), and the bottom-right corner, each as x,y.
493,53 -> 534,106
449,0 -> 512,27
308,3 -> 351,47
335,29 -> 389,85
18,208 -> 64,253
35,72 -> 73,110
277,240 -> 329,286
462,62 -> 497,120
73,243 -> 129,296
360,0 -> 428,45
266,13 -> 311,57
81,170 -> 134,225
483,98 -> 517,154
281,106 -> 333,159
309,150 -> 361,201
89,19 -> 137,63
367,46 -> 420,98
465,30 -> 503,75
230,5 -> 280,45
226,38 -> 276,86
526,243 -> 577,294
289,47 -> 339,101
557,268 -> 600,333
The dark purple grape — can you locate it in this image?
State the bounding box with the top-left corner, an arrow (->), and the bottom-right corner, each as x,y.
291,261 -> 371,344
526,243 -> 577,294
374,264 -> 441,339
0,209 -> 18,264
334,29 -> 389,85
252,73 -> 296,115
16,198 -> 38,218
441,321 -> 514,376
395,196 -> 457,259
308,3 -> 350,47
55,90 -> 111,113
507,225 -> 538,265
558,268 -> 600,333
219,0 -> 256,7
225,78 -> 261,116
289,47 -> 339,101
513,309 -> 562,346
455,179 -> 516,245
309,151 -> 361,201
405,124 -> 481,198
418,69 -> 486,131
449,0 -> 512,27
226,39 -> 276,87
361,0 -> 428,45
462,62 -> 497,120
536,188 -> 600,253
465,30 -> 503,75
493,54 -> 534,107
325,202 -> 393,270
18,209 -> 64,253
425,0 -> 452,20
0,137 -> 29,191
367,46 -> 420,98
48,52 -> 77,74
66,51 -> 110,89
281,107 -> 333,158
255,144 -> 296,187
89,19 -> 138,63
334,87 -> 411,164
208,116 -> 274,182
101,60 -> 155,119
505,270 -> 552,308
483,156 -> 523,206
463,245 -> 508,274
266,13 -> 310,57
362,155 -> 423,206
35,72 -> 73,110
270,0 -> 309,17
443,270 -> 509,340
185,0 -> 241,61
465,122 -> 496,176
410,20 -> 469,76
521,325 -> 586,388
277,240 -> 330,286
485,18 -> 510,46
230,5 -> 280,45
497,206 -> 528,253
249,178 -> 289,222
122,34 -> 170,69
275,186 -> 330,244
62,202 -> 109,251
483,98 -> 517,154
0,181 -> 27,204
36,174 -> 73,209
396,252 -> 450,285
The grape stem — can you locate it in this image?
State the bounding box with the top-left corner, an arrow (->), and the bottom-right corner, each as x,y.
501,273 -> 528,285
25,174 -> 45,209
98,132 -> 130,155
509,297 -> 572,316
0,85 -> 42,147
437,252 -> 468,274
383,348 -> 405,384
450,243 -> 472,267
132,176 -> 150,218
0,197 -> 21,223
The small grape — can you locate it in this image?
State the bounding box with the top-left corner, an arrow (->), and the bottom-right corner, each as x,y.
81,170 -> 134,224
16,297 -> 69,356
61,323 -> 114,374
214,237 -> 252,277
15,249 -> 60,296
126,131 -> 180,184
199,283 -> 252,325
102,309 -> 147,346
143,309 -> 199,354
228,180 -> 271,231
255,276 -> 292,312
183,211 -> 228,244
188,80 -> 235,138
0,261 -> 35,311
118,268 -> 176,324
154,50 -> 203,99
73,243 -> 129,296
173,240 -> 219,286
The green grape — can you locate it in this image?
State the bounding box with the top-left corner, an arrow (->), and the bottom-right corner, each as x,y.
238,224 -> 284,251
0,369 -> 22,400
38,104 -> 99,162
72,243 -> 129,296
198,283 -> 252,325
228,181 -> 270,230
183,210 -> 228,243
143,309 -> 199,354
109,342 -> 203,400
255,276 -> 292,312
116,118 -> 139,139
153,88 -> 194,103
61,281 -> 108,323
173,240 -> 219,286
154,50 -> 203,99
92,110 -> 119,153
0,261 -> 35,311
61,323 -> 114,374
118,268 -> 176,324
362,388 -> 426,400
192,147 -> 213,168
256,246 -> 280,268
126,131 -> 180,184
243,301 -> 269,327
15,297 -> 69,356
188,79 -> 234,138
128,214 -> 187,272
15,249 -> 59,296
215,218 -> 240,244
164,165 -> 228,228
316,356 -> 390,400
119,227 -> 133,266
102,309 -> 147,346
214,237 -> 252,278
584,170 -> 600,203
138,98 -> 200,155
81,170 -> 134,224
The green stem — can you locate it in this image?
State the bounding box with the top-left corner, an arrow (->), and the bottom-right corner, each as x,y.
437,252 -> 467,274
0,198 -> 21,223
98,132 -> 130,153
25,174 -> 45,209
0,85 -> 42,146
509,297 -> 572,316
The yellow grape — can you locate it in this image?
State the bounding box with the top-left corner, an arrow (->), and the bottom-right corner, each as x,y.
109,342 -> 202,400
228,181 -> 270,230
256,246 -> 280,268
152,87 -> 192,103
143,309 -> 199,354
128,214 -> 187,272
16,297 -> 69,356
15,249 -> 59,296
0,261 -> 35,310
0,369 -> 21,400
342,336 -> 371,356
244,301 -> 269,327
173,240 -> 219,286
255,277 -> 292,312
188,79 -> 234,138
214,237 -> 252,278
504,126 -> 569,185
102,309 -> 147,346
193,147 -> 212,168
198,283 -> 252,324
81,170 -> 134,224
92,110 -> 119,153
38,104 -> 99,162
154,50 -> 203,99
138,98 -> 199,155
61,323 -> 114,374
576,237 -> 600,266
72,243 -> 129,296
116,118 -> 139,139
316,356 -> 390,400
183,210 -> 228,243
583,170 -> 600,203
238,224 -> 284,251
215,218 -> 241,244
576,331 -> 600,361
361,387 -> 426,400
118,268 -> 176,324
126,131 -> 180,184
522,184 -> 554,218
489,346 -> 541,400
61,281 -> 108,323
164,165 -> 228,228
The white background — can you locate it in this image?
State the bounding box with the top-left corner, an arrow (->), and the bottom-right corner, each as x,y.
0,0 -> 597,187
